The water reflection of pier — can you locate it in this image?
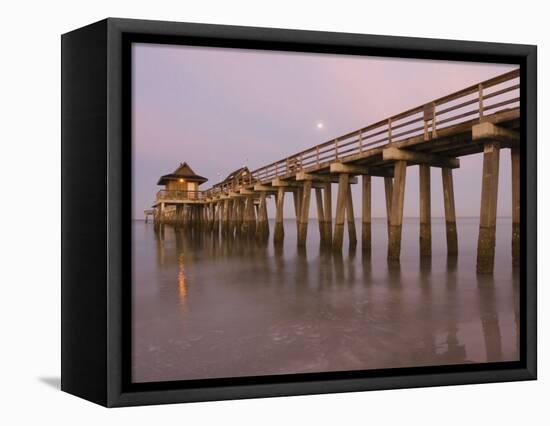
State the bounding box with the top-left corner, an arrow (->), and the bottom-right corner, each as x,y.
151,225 -> 519,367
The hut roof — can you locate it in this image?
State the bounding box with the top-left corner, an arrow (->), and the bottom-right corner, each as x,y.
214,166 -> 251,187
157,162 -> 208,185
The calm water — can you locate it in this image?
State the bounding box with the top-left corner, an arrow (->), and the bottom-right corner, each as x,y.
132,217 -> 519,383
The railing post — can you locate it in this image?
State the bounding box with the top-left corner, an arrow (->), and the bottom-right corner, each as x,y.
335,138 -> 339,160
359,130 -> 363,153
388,118 -> 392,143
431,102 -> 437,138
478,83 -> 484,120
423,104 -> 432,141
316,146 -> 320,165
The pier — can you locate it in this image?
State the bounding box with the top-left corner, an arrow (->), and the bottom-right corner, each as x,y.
151,69 -> 520,273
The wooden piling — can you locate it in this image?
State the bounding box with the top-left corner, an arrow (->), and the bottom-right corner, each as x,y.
234,198 -> 243,235
362,175 -> 371,252
384,176 -> 393,238
298,181 -> 312,246
274,187 -> 285,244
419,164 -> 432,256
241,197 -> 251,235
477,142 -> 500,273
511,147 -> 520,267
262,195 -> 269,237
388,161 -> 407,261
232,198 -> 240,235
222,199 -> 229,234
442,168 -> 458,256
212,202 -> 219,232
315,188 -> 325,244
346,182 -> 357,246
333,173 -> 349,250
293,187 -> 302,233
176,205 -> 184,227
324,182 -> 332,243
159,202 -> 165,225
256,192 -> 269,240
251,198 -> 258,236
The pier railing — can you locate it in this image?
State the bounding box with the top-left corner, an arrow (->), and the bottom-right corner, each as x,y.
190,69 -> 520,199
156,189 -> 206,201
232,69 -> 519,185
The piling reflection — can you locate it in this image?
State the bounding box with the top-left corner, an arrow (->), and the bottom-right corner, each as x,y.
134,218 -> 520,383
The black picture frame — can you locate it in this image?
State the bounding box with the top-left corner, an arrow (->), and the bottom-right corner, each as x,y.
61,17 -> 537,407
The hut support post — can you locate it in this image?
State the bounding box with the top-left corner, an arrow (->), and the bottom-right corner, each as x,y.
511,147 -> 520,267
159,202 -> 165,225
419,164 -> 432,257
176,205 -> 184,227
297,180 -> 312,246
333,173 -> 349,251
362,175 -> 371,252
477,142 -> 500,273
388,161 -> 407,261
442,168 -> 458,256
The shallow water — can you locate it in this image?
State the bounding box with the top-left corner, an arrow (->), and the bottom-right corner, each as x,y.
132,217 -> 519,383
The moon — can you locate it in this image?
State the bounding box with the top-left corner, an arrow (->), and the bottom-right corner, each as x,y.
316,122 -> 324,129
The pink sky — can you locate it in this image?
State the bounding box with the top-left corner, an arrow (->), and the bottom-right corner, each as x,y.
132,43 -> 516,219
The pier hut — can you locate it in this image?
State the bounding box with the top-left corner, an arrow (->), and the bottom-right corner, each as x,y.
153,162 -> 208,227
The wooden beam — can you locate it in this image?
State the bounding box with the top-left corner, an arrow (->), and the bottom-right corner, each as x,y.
271,178 -> 302,188
330,162 -> 394,177
383,146 -> 460,169
477,141 -> 500,273
253,184 -> 277,192
296,171 -> 358,184
472,122 -> 519,144
240,188 -> 256,195
330,162 -> 370,174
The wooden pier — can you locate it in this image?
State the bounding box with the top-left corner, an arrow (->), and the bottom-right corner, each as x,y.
151,69 -> 520,273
